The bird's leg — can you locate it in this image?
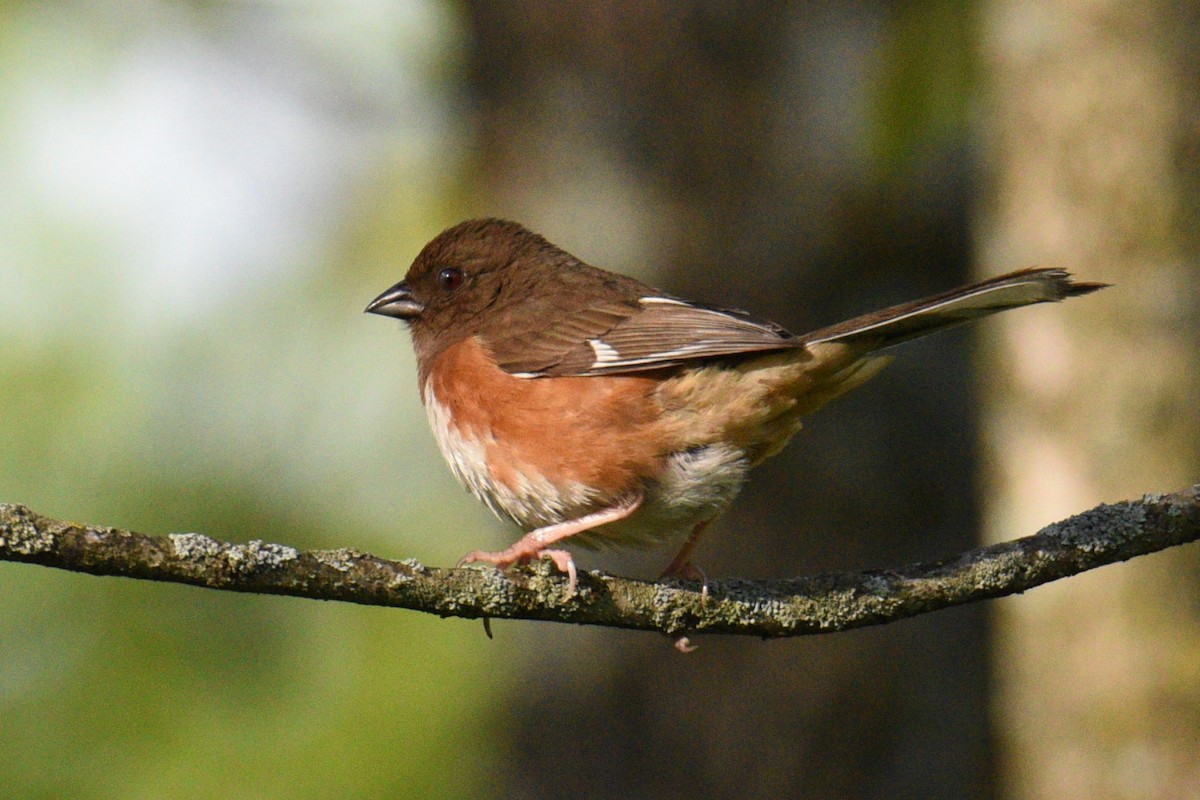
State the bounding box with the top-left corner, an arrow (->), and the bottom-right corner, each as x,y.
459,494 -> 643,595
660,518 -> 717,652
659,518 -> 714,597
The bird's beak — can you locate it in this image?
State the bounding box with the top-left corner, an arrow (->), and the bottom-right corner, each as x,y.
365,281 -> 424,320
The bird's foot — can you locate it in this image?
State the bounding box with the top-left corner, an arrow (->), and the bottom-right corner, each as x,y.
459,545 -> 578,597
660,560 -> 710,604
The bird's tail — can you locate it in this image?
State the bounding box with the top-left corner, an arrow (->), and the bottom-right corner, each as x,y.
799,268 -> 1108,350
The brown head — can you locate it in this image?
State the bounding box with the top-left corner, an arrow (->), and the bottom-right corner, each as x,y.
365,218 -> 652,368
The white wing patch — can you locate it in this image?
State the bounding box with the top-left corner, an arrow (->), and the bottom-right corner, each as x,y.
587,338 -> 622,364
639,296 -> 690,306
583,340 -> 730,371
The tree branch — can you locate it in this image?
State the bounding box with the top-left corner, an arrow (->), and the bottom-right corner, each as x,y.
2,487 -> 1198,639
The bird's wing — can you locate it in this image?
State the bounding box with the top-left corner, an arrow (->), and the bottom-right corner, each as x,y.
491,296 -> 801,377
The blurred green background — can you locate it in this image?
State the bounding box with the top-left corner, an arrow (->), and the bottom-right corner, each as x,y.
2,2 -> 1197,799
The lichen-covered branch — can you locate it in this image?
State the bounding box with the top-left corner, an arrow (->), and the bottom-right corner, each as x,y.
2,487 -> 1198,639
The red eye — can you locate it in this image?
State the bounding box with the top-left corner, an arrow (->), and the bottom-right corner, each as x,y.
437,267 -> 465,292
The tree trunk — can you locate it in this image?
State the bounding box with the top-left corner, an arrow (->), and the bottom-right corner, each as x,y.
977,1 -> 1200,796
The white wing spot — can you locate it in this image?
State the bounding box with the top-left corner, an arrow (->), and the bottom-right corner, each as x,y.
588,338 -> 622,364
639,296 -> 690,306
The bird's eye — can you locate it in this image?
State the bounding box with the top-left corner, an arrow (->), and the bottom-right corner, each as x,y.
436,267 -> 465,292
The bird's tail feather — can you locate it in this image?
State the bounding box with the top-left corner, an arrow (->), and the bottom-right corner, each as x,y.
800,268 -> 1108,350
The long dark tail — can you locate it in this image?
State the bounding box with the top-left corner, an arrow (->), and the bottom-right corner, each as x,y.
800,268 -> 1108,350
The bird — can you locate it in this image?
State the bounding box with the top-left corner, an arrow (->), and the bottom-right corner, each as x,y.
366,218 -> 1106,590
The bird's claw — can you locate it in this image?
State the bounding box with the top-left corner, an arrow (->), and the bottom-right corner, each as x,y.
661,561 -> 710,604
458,547 -> 577,597
673,634 -> 698,653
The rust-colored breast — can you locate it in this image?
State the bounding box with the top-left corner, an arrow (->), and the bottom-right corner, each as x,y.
424,337 -> 671,512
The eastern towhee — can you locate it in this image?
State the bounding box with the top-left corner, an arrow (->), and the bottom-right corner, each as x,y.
367,218 -> 1105,589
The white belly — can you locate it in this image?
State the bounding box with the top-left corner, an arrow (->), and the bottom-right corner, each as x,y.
424,383 -> 748,551
573,443 -> 748,550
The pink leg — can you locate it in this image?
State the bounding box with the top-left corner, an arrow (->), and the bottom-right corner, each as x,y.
459,494 -> 643,594
660,519 -> 716,652
660,518 -> 715,609
659,518 -> 714,582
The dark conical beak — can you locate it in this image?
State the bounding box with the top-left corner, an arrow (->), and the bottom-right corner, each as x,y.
365,281 -> 424,320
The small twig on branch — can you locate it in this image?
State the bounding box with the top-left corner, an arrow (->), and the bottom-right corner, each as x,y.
2,487 -> 1198,640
